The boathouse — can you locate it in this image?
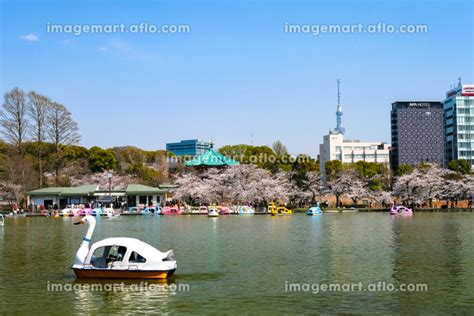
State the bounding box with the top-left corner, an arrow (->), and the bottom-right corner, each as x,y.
26,184 -> 176,209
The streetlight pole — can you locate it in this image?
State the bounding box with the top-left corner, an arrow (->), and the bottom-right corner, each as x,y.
107,171 -> 112,196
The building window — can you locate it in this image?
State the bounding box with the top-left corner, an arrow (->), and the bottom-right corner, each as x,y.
69,198 -> 81,205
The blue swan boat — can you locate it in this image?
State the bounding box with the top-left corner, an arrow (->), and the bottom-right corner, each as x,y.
306,203 -> 323,215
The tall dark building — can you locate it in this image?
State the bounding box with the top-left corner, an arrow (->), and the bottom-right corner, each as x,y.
391,101 -> 444,170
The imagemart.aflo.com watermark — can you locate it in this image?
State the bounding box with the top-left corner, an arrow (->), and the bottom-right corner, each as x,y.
47,281 -> 190,293
46,22 -> 191,36
285,281 -> 428,294
284,22 -> 429,36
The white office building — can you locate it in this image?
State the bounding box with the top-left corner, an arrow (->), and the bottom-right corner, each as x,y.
319,131 -> 391,177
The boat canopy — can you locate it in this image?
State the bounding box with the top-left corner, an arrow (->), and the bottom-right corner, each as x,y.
86,237 -> 172,267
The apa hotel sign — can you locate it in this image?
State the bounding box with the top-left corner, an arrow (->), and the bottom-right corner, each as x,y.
408,102 -> 430,108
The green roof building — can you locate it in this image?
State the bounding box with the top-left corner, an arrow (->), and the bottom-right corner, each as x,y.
26,185 -> 99,209
26,184 -> 174,210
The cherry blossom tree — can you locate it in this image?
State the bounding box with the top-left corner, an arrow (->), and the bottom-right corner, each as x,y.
173,172 -> 210,204
370,191 -> 393,208
325,170 -> 366,207
172,165 -> 294,206
439,177 -> 467,208
422,164 -> 449,207
392,164 -> 467,207
464,174 -> 474,208
392,169 -> 426,205
290,171 -> 323,206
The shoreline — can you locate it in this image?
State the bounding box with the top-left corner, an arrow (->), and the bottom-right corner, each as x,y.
7,208 -> 474,217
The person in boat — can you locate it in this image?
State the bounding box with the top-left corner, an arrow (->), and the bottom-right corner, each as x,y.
104,246 -> 128,266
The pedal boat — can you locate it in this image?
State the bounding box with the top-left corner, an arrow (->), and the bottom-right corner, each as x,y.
198,206 -> 208,215
268,203 -> 293,216
208,207 -> 219,217
218,206 -> 231,215
238,205 -> 255,214
306,203 -> 323,215
142,206 -> 160,215
161,206 -> 184,215
390,203 -> 413,216
72,216 -> 177,279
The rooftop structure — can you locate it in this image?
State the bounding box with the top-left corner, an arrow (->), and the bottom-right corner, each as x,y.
185,149 -> 240,167
334,79 -> 345,134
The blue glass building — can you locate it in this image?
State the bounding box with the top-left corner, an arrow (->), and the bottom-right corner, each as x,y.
444,81 -> 474,167
166,139 -> 213,156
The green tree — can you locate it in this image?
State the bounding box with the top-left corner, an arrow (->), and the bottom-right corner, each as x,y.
219,144 -> 279,170
219,144 -> 249,161
63,145 -> 89,160
448,159 -> 471,175
88,146 -> 116,172
325,160 -> 343,180
291,154 -> 320,188
395,164 -> 414,176
352,161 -> 389,191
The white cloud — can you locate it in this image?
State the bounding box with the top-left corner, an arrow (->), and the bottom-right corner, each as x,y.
98,38 -> 161,63
20,33 -> 39,42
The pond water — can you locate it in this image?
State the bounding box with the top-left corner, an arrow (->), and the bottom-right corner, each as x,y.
0,213 -> 473,314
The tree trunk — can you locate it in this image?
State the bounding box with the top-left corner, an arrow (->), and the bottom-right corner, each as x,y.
38,145 -> 43,187
54,141 -> 59,186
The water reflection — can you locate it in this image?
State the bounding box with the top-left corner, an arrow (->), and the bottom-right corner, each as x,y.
71,279 -> 179,314
390,214 -> 474,313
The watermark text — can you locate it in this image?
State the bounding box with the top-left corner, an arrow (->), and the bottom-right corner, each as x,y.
285,281 -> 428,294
284,22 -> 428,36
47,22 -> 191,36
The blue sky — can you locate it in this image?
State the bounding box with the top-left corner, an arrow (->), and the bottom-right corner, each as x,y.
1,0 -> 473,157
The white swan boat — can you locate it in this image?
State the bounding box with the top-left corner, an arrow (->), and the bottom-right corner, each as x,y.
72,215 -> 177,279
0,214 -> 4,227
208,207 -> 219,217
238,206 -> 255,214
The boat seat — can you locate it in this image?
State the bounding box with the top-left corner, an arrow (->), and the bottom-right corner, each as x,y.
91,257 -> 108,268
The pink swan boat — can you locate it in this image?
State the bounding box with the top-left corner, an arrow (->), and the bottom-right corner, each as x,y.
390,203 -> 413,216
161,206 -> 184,215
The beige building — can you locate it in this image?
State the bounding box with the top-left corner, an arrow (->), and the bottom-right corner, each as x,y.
319,131 -> 390,177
